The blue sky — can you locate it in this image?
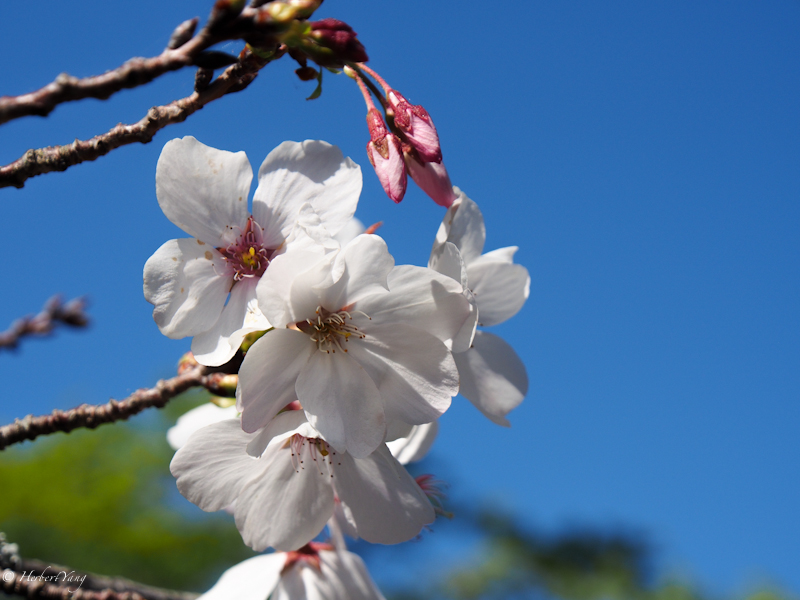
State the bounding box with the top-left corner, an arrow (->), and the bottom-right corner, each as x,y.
1,0 -> 799,595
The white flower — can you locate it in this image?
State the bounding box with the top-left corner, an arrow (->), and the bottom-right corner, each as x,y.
329,420 -> 440,543
237,233 -> 472,458
430,189 -> 530,426
198,544 -> 385,600
385,421 -> 438,465
166,403 -> 438,465
166,403 -> 239,450
143,137 -> 361,367
170,410 -> 435,552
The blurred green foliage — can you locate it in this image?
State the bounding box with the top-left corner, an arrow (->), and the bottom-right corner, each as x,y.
0,390 -> 255,592
0,394 -> 795,600
388,511 -> 796,600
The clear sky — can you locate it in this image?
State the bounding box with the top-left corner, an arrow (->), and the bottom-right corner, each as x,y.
1,0 -> 798,595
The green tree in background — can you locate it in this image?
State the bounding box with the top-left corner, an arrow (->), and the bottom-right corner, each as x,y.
0,390 -> 254,592
2,393 -> 795,600
387,512 -> 796,600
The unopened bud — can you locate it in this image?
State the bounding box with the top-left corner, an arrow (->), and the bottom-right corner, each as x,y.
208,0 -> 246,31
205,373 -> 239,397
309,18 -> 369,63
366,109 -> 407,203
167,18 -> 199,50
266,0 -> 322,23
178,352 -> 199,374
388,90 -> 442,163
367,107 -> 388,140
295,66 -> 319,81
240,329 -> 269,353
210,395 -> 237,408
404,150 -> 456,208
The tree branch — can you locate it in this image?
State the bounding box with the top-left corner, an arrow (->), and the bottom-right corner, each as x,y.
0,1 -> 291,126
0,364 -> 239,450
0,296 -> 89,351
0,533 -> 197,600
0,48 -> 274,189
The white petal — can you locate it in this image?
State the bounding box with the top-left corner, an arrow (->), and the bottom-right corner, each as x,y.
192,277 -> 270,367
252,140 -> 361,244
156,136 -> 252,247
386,421 -> 439,465
198,553 -> 285,600
451,287 -> 479,354
320,550 -> 387,600
357,265 -> 471,350
167,404 -> 239,450
296,352 -> 385,459
481,246 -> 518,264
238,329 -> 314,433
455,331 -> 528,426
431,189 -> 485,265
246,408 -> 310,457
384,420 -> 414,442
286,203 -> 341,253
257,248 -> 334,328
428,241 -> 468,289
143,238 -> 231,339
329,500 -> 359,542
170,420 -> 260,512
349,324 -> 457,425
468,256 -> 530,326
333,445 -> 434,544
426,242 -> 478,352
321,235 -> 394,310
334,217 -> 365,246
234,438 -> 334,551
272,570 -> 305,600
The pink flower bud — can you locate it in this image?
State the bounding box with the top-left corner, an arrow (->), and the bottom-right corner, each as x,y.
366,109 -> 407,203
309,18 -> 369,63
388,90 -> 442,163
404,149 -> 456,207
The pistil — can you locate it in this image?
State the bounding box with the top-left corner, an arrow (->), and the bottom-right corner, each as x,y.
219,216 -> 274,281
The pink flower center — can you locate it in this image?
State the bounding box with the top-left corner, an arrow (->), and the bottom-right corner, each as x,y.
219,216 -> 275,281
282,542 -> 335,573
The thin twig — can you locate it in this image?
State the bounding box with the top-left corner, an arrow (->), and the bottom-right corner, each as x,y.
1,532 -> 197,600
0,364 -> 238,450
0,2 -> 289,125
0,296 -> 89,351
0,49 -> 273,189
1,561 -> 196,600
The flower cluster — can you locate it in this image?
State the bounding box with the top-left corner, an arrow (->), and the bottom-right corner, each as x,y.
144,134 -> 528,597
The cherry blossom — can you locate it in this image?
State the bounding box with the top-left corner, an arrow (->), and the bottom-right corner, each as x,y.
365,108 -> 406,203
166,402 -> 238,451
330,420 -> 440,542
430,189 -> 530,426
197,543 -> 385,600
170,410 -> 434,552
386,89 -> 442,164
143,136 -> 361,366
385,421 -> 438,465
237,233 -> 472,458
404,150 -> 457,207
